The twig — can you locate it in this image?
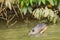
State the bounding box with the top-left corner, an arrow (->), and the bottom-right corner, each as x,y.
1,1 -> 4,9
17,5 -> 24,19
7,14 -> 15,24
0,17 -> 7,20
8,15 -> 12,19
0,13 -> 3,17
0,7 -> 6,14
3,12 -> 7,20
9,20 -> 17,27
12,5 -> 18,17
4,9 -> 8,21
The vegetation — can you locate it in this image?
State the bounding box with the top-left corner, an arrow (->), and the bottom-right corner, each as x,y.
0,0 -> 60,40
0,0 -> 60,26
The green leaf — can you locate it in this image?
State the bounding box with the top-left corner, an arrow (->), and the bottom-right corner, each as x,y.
25,0 -> 29,6
39,8 -> 43,18
53,17 -> 57,24
50,16 -> 53,21
58,2 -> 60,11
33,8 -> 40,19
38,0 -> 41,5
53,15 -> 58,23
21,1 -> 24,8
28,7 -> 32,13
30,0 -> 33,5
53,0 -> 57,5
41,0 -> 46,4
22,7 -> 27,15
47,0 -> 54,6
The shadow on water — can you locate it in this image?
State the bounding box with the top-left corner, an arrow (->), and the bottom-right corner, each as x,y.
0,18 -> 40,30
0,18 -> 60,40
0,19 -> 7,29
0,18 -> 60,30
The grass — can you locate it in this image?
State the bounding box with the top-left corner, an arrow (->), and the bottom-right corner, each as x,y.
0,20 -> 60,40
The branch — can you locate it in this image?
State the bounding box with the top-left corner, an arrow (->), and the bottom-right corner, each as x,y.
0,17 -> 7,20
7,14 -> 15,24
0,7 -> 6,14
9,20 -> 17,27
17,5 -> 24,19
12,5 -> 18,17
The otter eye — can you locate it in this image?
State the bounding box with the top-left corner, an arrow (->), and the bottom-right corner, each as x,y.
32,29 -> 34,32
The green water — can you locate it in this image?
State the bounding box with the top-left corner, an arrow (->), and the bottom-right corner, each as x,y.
0,20 -> 60,40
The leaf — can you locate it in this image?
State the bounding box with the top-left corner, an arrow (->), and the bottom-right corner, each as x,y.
47,4 -> 53,8
22,7 -> 27,15
33,8 -> 40,19
21,1 -> 24,8
30,0 -> 33,5
38,0 -> 41,5
47,0 -> 54,6
11,0 -> 15,4
28,7 -> 32,13
50,16 -> 53,21
53,0 -> 57,5
53,17 -> 57,24
39,8 -> 43,18
58,2 -> 60,11
41,0 -> 46,4
5,0 -> 12,10
43,6 -> 49,17
25,0 -> 29,6
11,0 -> 19,4
53,15 -> 58,23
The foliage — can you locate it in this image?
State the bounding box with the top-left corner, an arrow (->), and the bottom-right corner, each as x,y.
18,0 -> 57,7
4,0 -> 60,14
16,0 -> 60,16
0,0 -> 60,24
58,0 -> 60,11
21,7 -> 32,15
32,6 -> 58,23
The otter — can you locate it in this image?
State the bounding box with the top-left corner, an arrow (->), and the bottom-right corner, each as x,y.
28,23 -> 47,36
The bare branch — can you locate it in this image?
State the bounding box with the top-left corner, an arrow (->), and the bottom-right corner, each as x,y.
0,7 -> 6,14
7,14 -> 15,24
12,5 -> 18,17
9,20 -> 17,27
